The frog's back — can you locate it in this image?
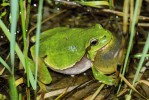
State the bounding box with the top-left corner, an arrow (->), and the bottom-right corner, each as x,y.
39,27 -> 85,52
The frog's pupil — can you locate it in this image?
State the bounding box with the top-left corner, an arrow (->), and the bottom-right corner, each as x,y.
90,39 -> 98,46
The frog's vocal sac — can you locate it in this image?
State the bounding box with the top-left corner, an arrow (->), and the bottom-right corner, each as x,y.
49,55 -> 92,74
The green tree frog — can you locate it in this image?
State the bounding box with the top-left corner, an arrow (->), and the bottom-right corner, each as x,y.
30,24 -> 123,85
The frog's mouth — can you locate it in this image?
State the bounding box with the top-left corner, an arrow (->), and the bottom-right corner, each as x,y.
48,55 -> 92,75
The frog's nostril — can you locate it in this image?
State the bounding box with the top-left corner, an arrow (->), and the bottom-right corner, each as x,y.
104,35 -> 107,38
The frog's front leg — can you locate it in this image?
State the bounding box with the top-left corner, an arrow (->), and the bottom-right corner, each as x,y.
30,46 -> 52,84
92,66 -> 115,85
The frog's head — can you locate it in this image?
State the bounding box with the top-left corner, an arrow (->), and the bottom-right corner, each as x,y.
93,34 -> 125,75
87,24 -> 112,61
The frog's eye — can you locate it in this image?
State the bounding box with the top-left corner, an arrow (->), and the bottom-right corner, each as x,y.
90,38 -> 98,46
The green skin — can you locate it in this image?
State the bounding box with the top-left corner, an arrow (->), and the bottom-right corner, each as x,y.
31,24 -> 116,85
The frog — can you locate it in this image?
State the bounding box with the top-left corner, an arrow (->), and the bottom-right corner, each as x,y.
30,24 -> 124,85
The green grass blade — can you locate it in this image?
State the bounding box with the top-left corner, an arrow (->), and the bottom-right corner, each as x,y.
109,0 -> 114,9
10,0 -> 19,74
20,0 -> 27,54
18,93 -> 22,100
0,56 -> 11,73
26,0 -> 31,30
8,75 -> 18,100
34,0 -> 44,90
20,0 -> 31,88
132,53 -> 149,58
78,1 -> 109,8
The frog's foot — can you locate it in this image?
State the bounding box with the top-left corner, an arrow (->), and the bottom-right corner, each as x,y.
48,55 -> 91,75
92,66 -> 115,85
